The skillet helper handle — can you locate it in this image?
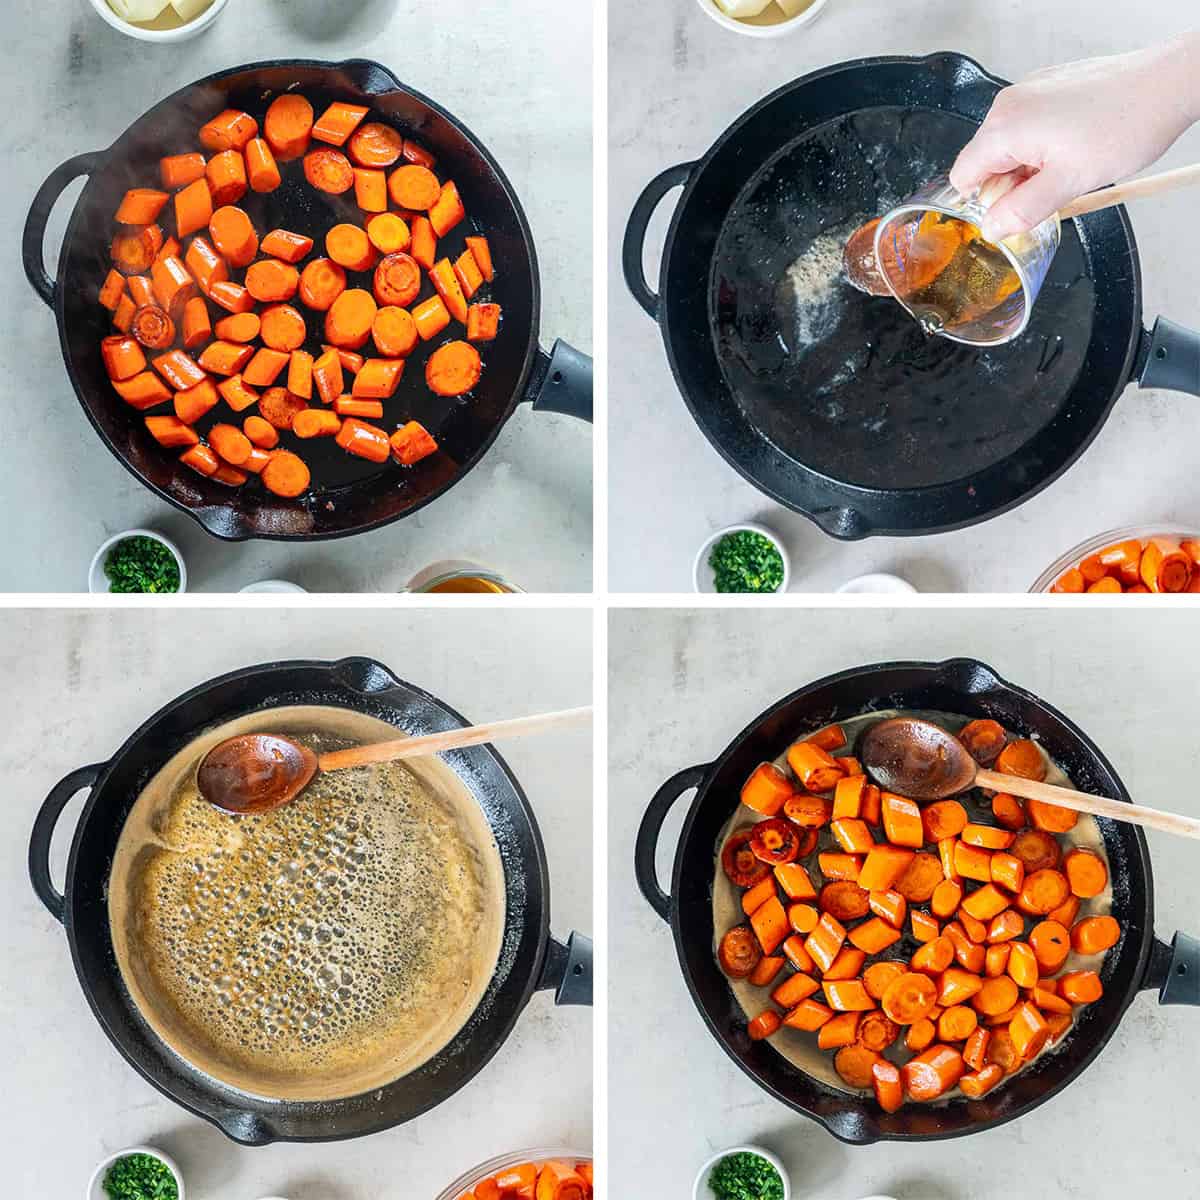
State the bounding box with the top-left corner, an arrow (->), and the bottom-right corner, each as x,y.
1143,933 -> 1200,1006
635,764 -> 709,921
29,763 -> 104,923
538,931 -> 593,1006
1138,317 -> 1200,397
23,151 -> 105,308
527,339 -> 593,422
622,162 -> 696,319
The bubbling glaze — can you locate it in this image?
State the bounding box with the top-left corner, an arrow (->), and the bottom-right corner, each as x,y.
108,704 -> 506,1102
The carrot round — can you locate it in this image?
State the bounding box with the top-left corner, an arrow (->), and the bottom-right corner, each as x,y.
372,306 -> 418,358
390,421 -> 438,466
972,974 -> 1018,1016
112,225 -> 163,275
958,719 -> 1007,764
388,163 -> 441,210
293,408 -> 343,439
258,386 -> 308,430
1141,537 -> 1192,592
819,881 -> 869,921
259,304 -> 307,352
1072,915 -> 1121,955
373,251 -> 422,308
902,1044 -> 965,1101
199,109 -> 258,153
214,311 -> 261,343
365,212 -> 411,255
304,147 -> 354,194
261,449 -> 311,497
858,1010 -> 900,1052
206,150 -> 247,207
992,793 -> 1027,831
834,1044 -> 881,1090
1017,868 -> 1071,916
1010,830 -> 1062,872
921,800 -> 967,842
882,971 -> 937,1024
426,340 -> 482,397
131,305 -> 175,350
1064,848 -> 1108,898
718,925 -> 763,979
264,94 -> 314,161
246,260 -> 300,303
995,739 -> 1046,782
348,121 -> 404,167
938,1005 -> 978,1043
1059,970 -> 1103,1004
326,223 -> 377,272
905,1017 -> 936,1054
747,1009 -> 782,1042
894,852 -> 942,903
243,415 -> 279,449
324,288 -> 378,350
245,138 -> 282,193
299,258 -> 347,311
863,960 -> 907,1001
209,205 -> 259,268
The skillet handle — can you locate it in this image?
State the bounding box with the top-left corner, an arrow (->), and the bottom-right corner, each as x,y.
526,339 -> 593,422
23,151 -> 105,308
622,162 -> 696,319
28,763 -> 104,923
537,931 -> 593,1006
635,764 -> 709,922
1143,932 -> 1200,1006
1137,317 -> 1200,397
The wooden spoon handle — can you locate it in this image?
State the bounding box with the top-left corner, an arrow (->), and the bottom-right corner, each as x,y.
1058,162 -> 1200,220
974,767 -> 1200,840
317,706 -> 593,772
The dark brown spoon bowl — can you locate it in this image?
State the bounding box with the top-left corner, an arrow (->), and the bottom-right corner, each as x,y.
858,716 -> 977,801
197,733 -> 319,814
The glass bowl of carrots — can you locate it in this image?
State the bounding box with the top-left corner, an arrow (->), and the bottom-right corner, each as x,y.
1031,525 -> 1200,594
435,1149 -> 592,1200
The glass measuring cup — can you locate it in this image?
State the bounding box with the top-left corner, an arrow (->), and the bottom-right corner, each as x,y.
872,173 -> 1061,346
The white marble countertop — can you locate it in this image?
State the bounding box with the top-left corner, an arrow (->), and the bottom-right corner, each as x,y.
609,0 -> 1200,593
609,605 -> 1200,1197
1,606 -> 592,1198
1,0 -> 591,593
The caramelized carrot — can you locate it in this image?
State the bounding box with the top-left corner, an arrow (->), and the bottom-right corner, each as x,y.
995,739 -> 1046,782
1011,830 -> 1062,872
99,268 -> 127,311
145,414 -> 199,447
111,294 -> 134,333
455,249 -> 485,300
1141,537 -> 1192,592
113,371 -> 171,410
1026,797 -> 1079,834
849,917 -> 902,955
388,163 -> 441,210
938,1004 -> 978,1042
198,340 -> 254,376
132,305 -> 175,350
960,1063 -> 1005,1098
312,348 -> 344,406
748,955 -> 785,988
199,109 -> 258,153
112,225 -> 164,274
334,396 -> 384,419
467,301 -> 500,343
857,845 -> 914,892
293,409 -> 343,439
881,793 -> 923,848
882,971 -> 937,1024
335,416 -> 391,463
818,1011 -> 861,1050
209,205 -> 259,267
115,188 -> 169,225
958,719 -> 1007,764
206,150 -> 247,207
1059,970 -> 1103,1004
353,167 -> 389,213
785,793 -> 833,829
1072,915 -> 1121,955
286,349 -> 314,401
245,138 -> 282,193
834,1044 -> 882,1089
261,449 -> 311,497
243,348 -> 290,388
214,311 -> 261,343
911,935 -> 954,976
208,422 -> 253,465
161,152 -> 207,190
1009,1002 -> 1050,1059
348,121 -> 404,167
902,1045 -> 964,1100
366,212 -> 411,255
775,862 -> 818,901
180,444 -> 220,476
325,288 -> 378,350
992,793 -> 1027,830
410,215 -> 437,270
973,974 -> 1018,1017
259,387 -> 307,430
185,236 -> 229,295
243,414 -> 279,449
217,375 -> 260,413
352,358 -> 405,399
403,138 -> 436,168
246,260 -> 300,303
430,257 -> 470,323
1017,868 -> 1071,916
152,349 -> 205,391
261,228 -> 315,263
174,178 -> 214,238
894,852 -> 942,903
181,296 -> 212,350
374,251 -> 422,307
304,147 -> 355,194
299,258 -> 347,311
818,881 -> 870,921
466,235 -> 494,282
747,1010 -> 782,1042
426,340 -> 482,397
327,223 -> 377,272
150,255 -> 197,315
259,304 -> 307,352
1064,848 -> 1108,898
905,1016 -> 936,1053
372,305 -> 419,359
264,94 -> 314,161
429,181 -> 466,236
312,101 -> 369,147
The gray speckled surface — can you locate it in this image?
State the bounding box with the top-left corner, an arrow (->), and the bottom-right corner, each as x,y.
2,606 -> 591,1198
609,0 -> 1200,593
3,0 -> 591,593
609,606 -> 1200,1196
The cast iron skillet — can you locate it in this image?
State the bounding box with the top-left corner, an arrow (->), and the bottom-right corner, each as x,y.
635,658 -> 1198,1143
623,53 -> 1200,540
28,657 -> 592,1145
24,59 -> 591,542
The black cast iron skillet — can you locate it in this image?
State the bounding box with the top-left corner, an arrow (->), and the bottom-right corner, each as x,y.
28,657 -> 592,1145
636,658 -> 1198,1144
24,59 -> 591,542
623,53 -> 1200,540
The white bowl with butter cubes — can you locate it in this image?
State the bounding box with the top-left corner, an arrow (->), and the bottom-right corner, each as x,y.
697,0 -> 829,36
89,0 -> 228,42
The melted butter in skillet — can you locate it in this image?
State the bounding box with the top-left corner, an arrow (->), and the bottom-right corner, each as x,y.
710,107 -> 1095,490
712,710 -> 1114,1096
109,705 -> 506,1102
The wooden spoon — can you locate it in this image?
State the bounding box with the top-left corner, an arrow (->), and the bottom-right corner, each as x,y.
197,706 -> 592,815
843,161 -> 1200,296
859,716 -> 1200,840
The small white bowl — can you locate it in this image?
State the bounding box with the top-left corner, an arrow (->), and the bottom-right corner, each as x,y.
693,1145 -> 790,1200
239,580 -> 308,594
694,523 -> 790,594
87,0 -> 228,43
89,528 -> 187,594
837,572 -> 917,594
88,1147 -> 185,1200
695,0 -> 829,39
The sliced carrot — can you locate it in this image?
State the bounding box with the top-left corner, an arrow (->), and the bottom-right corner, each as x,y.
803,912 -> 847,973
208,205 -> 258,268
430,257 -> 470,323
1059,970 -> 1103,1004
246,260 -> 300,303
293,408 -> 343,439
161,152 -> 207,190
426,340 -> 482,397
849,917 -> 902,955
198,340 -> 254,376
112,224 -> 164,275
208,422 -> 252,465
818,1011 -> 861,1050
747,1010 -> 782,1042
299,258 -> 347,311
258,387 -> 307,430
784,793 -> 833,829
990,851 -> 1025,895
1026,798 -> 1079,835
388,163 -> 441,210
335,416 -> 391,463
175,178 -> 214,239
938,1004 -> 978,1042
113,371 -> 171,410
348,121 -> 404,167
264,94 -> 314,161
243,348 -> 291,388
209,280 -> 256,314
100,268 -> 127,311
245,138 -> 282,193
921,800 -> 967,842
366,212 -> 411,255
373,251 -> 422,308
782,998 -> 833,1032
834,1043 -> 882,1089
199,109 -> 257,153
206,150 -> 247,207
902,1045 -> 964,1101
995,739 -> 1046,782
260,304 -> 308,352
389,420 -> 437,467
1017,868 -> 1071,916
429,181 -> 466,236
217,375 -> 260,414
261,228 -> 315,263
894,852 -> 942,903
304,147 -> 355,194
1009,1002 -> 1050,1059
327,222 -> 377,272
180,444 -> 219,476
882,970 -> 937,1024
960,1063 -> 1005,1098
312,348 -> 344,406
115,187 -> 169,226
910,935 -> 954,977
131,305 -> 175,350
261,449 -> 311,497
466,235 -> 494,282
881,793 -> 923,848
151,349 -> 205,391
410,215 -> 437,270
181,296 -> 212,350
869,888 -> 907,930
992,793 -> 1027,831
910,911 -> 940,944
748,955 -> 785,988
986,910 -> 1024,944
145,414 -> 198,446
1011,830 -> 1062,872
214,311 -> 261,343
184,236 -> 229,295
958,719 -> 1008,764
353,167 -> 389,213
352,358 -> 405,399
312,101 -> 369,147
1064,848 -> 1108,898
1072,915 -> 1121,955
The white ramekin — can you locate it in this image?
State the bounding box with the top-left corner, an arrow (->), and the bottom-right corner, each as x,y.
694,523 -> 791,594
87,0 -> 228,43
693,1145 -> 790,1200
695,0 -> 829,39
88,1147 -> 184,1200
89,528 -> 187,594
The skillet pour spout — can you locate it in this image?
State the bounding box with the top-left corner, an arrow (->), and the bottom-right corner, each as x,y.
634,657 -> 1200,1144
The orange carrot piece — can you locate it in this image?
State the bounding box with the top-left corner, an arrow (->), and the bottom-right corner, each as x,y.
327,222 -> 377,272
243,414 -> 279,449
199,109 -> 258,153
353,167 -> 389,213
217,375 -> 260,413
325,288 -> 378,350
429,181 -> 466,236
113,371 -> 171,410
115,187 -> 169,225
181,296 -> 212,350
304,147 -> 355,194
410,215 -> 437,270
144,414 -> 198,447
206,150 -> 247,207
299,258 -> 347,311
264,94 -> 314,161
245,138 -> 282,193
365,212 -> 411,255
352,358 -> 405,399
261,449 -> 311,497
426,340 -> 482,397
293,409 -> 343,439
261,228 -> 315,263
174,178 -> 214,239
160,152 -> 207,190
259,304 -> 308,352
214,311 -> 260,343
180,444 -> 220,476
466,235 -> 494,282
312,101 -> 369,147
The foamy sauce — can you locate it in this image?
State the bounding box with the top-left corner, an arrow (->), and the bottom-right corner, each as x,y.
109,704 -> 506,1102
712,710 -> 1115,1097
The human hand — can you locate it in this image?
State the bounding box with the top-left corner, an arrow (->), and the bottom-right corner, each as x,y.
950,35 -> 1200,242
